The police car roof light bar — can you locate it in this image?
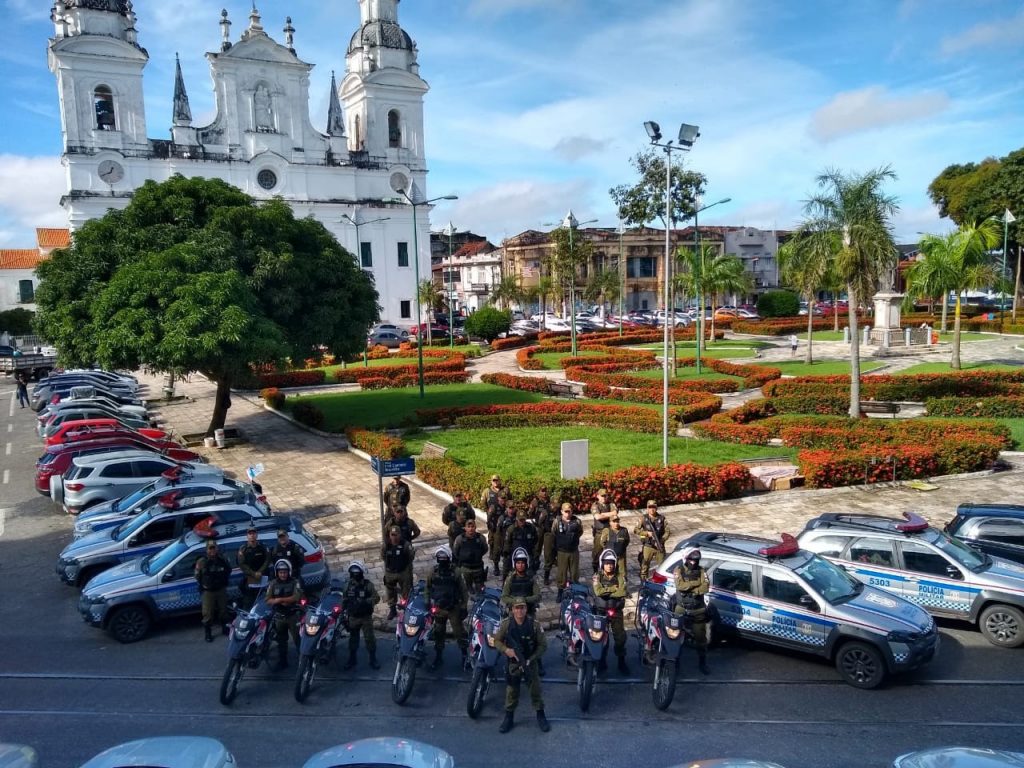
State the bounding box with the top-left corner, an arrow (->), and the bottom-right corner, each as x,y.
161,466 -> 183,481
158,490 -> 183,509
896,511 -> 929,533
758,533 -> 799,558
193,516 -> 218,538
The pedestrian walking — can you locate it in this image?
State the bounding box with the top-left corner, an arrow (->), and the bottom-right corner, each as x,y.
15,373 -> 29,409
788,334 -> 798,357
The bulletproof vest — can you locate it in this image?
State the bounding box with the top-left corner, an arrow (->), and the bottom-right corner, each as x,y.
272,542 -> 303,574
507,524 -> 537,553
383,541 -> 412,572
443,501 -> 474,525
605,528 -> 629,557
455,535 -> 487,568
267,577 -> 298,611
554,518 -> 581,552
591,502 -> 613,532
344,579 -> 375,618
676,567 -> 708,617
505,617 -> 537,661
595,573 -> 619,594
239,542 -> 268,572
533,499 -> 553,525
199,554 -> 230,591
386,482 -> 409,507
506,573 -> 534,598
390,518 -> 416,543
645,515 -> 666,540
430,567 -> 458,609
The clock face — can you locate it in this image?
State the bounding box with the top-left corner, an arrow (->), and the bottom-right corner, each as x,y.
97,160 -> 124,184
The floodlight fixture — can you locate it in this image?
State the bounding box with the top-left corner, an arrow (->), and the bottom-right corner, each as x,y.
644,121 -> 662,142
678,123 -> 700,147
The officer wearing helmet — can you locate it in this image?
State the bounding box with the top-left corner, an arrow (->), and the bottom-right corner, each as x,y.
591,548 -> 629,674
265,558 -> 303,670
343,560 -> 381,670
673,548 -> 710,674
424,545 -> 468,670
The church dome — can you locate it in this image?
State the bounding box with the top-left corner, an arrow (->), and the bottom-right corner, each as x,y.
347,20 -> 413,54
64,0 -> 130,13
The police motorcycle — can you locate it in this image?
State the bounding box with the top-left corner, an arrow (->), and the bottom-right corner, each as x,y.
392,579 -> 434,705
465,586 -> 504,719
219,581 -> 274,706
559,582 -> 610,712
294,577 -> 348,703
635,581 -> 687,710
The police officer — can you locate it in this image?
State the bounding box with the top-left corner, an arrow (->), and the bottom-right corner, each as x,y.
266,559 -> 303,670
495,502 -> 518,579
195,539 -> 231,642
384,475 -> 411,518
589,488 -> 617,573
552,502 -> 583,601
528,487 -> 557,585
442,490 -> 474,529
634,500 -> 670,582
452,518 -> 489,594
592,548 -> 629,674
597,513 -> 630,576
447,506 -> 469,549
673,548 -> 710,674
342,560 -> 381,670
381,525 -> 414,620
501,548 -> 541,614
271,528 -> 305,584
481,476 -> 504,570
494,597 -> 550,734
237,525 -> 269,610
383,505 -> 421,544
502,511 -> 539,576
424,545 -> 468,670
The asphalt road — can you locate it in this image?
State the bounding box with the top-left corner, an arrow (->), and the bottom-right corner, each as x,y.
2,386 -> 1023,768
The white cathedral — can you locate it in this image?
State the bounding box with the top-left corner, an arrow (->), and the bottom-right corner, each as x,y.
48,0 -> 438,325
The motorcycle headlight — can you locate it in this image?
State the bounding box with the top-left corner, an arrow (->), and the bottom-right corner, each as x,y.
404,623 -> 420,637
304,624 -> 320,636
588,628 -> 605,642
664,625 -> 681,640
237,618 -> 252,631
486,634 -> 496,647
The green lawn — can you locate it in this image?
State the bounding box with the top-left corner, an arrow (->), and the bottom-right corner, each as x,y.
894,362 -> 1023,375
404,426 -> 796,478
996,419 -> 1024,449
531,349 -> 605,370
290,384 -> 546,430
760,360 -> 884,376
797,330 -> 844,341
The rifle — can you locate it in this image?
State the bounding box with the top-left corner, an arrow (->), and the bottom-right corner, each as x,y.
641,516 -> 666,554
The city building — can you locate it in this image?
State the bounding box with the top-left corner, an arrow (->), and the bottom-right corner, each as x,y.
432,239 -> 501,313
48,0 -> 438,325
0,228 -> 71,313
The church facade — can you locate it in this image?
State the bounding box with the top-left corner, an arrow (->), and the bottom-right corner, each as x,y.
48,0 -> 437,325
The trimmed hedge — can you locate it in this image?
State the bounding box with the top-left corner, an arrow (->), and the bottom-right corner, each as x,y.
417,401 -> 682,432
491,333 -> 539,351
359,371 -> 470,389
677,357 -> 781,388
345,428 -> 407,459
291,401 -> 325,429
926,396 -> 1024,418
333,356 -> 466,384
480,372 -> 555,393
260,387 -> 285,410
258,370 -> 327,388
762,370 -> 1024,401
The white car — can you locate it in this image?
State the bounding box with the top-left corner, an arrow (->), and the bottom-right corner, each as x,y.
303,738 -> 454,768
80,737 -> 235,768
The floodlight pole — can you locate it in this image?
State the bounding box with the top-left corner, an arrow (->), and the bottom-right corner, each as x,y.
617,222 -> 625,337
444,221 -> 458,348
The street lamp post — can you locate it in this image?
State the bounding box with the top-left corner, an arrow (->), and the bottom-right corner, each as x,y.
340,212 -> 390,268
645,120 -> 700,467
397,190 -> 458,398
692,197 -> 731,376
1002,209 -> 1015,312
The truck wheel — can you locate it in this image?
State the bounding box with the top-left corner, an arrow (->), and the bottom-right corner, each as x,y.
980,604 -> 1024,648
835,641 -> 885,689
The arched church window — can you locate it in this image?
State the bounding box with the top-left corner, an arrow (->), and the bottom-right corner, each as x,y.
94,85 -> 116,131
388,110 -> 401,148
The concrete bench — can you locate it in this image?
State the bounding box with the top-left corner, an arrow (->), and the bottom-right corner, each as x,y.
859,401 -> 901,418
548,381 -> 578,399
421,441 -> 449,459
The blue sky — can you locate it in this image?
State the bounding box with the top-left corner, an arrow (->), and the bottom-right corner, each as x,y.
2,0 -> 1023,248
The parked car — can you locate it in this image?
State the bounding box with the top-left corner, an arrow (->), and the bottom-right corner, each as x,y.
79,737 -> 235,768
54,451 -> 217,515
713,308 -> 738,322
892,747 -> 1024,768
45,418 -> 168,447
39,406 -> 154,439
31,381 -> 138,411
367,330 -> 404,349
735,308 -> 760,319
651,531 -> 938,688
946,503 -> 1024,565
57,495 -> 271,586
369,323 -> 410,339
798,511 -> 1024,648
78,514 -> 329,643
302,738 -> 454,768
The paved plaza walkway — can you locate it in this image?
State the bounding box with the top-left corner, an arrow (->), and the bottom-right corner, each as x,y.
142,331 -> 1023,625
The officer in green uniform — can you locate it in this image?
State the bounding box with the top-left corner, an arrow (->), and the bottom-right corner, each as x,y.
425,545 -> 468,670
452,518 -> 488,594
195,539 -> 231,642
634,500 -> 670,582
384,475 -> 411,518
266,559 -> 303,670
597,513 -> 630,577
589,488 -> 617,573
552,502 -> 583,601
236,526 -> 269,610
591,548 -> 629,674
494,502 -> 518,579
501,548 -> 541,614
383,505 -> 421,544
494,597 -> 550,734
673,548 -> 710,674
442,490 -> 474,530
342,560 -> 381,670
528,487 -> 557,585
381,526 -> 414,620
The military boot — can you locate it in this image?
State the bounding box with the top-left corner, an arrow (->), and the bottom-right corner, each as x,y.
536,709 -> 550,733
698,650 -> 710,675
204,623 -> 213,643
498,711 -> 514,733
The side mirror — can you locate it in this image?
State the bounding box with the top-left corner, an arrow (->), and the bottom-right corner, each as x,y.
946,566 -> 963,581
161,571 -> 175,583
128,537 -> 139,547
798,594 -> 819,612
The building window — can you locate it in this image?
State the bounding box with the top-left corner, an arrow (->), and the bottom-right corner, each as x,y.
399,300 -> 411,319
627,257 -> 656,278
442,269 -> 459,285
18,280 -> 34,303
360,242 -> 373,269
388,110 -> 401,148
257,169 -> 278,190
397,242 -> 409,268
94,85 -> 116,131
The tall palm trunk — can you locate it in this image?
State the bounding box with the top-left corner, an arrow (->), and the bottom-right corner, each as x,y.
940,293 -> 949,333
833,301 -> 839,332
952,292 -> 963,369
847,287 -> 861,418
806,298 -> 815,364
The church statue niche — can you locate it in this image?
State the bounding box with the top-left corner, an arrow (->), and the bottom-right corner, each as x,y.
253,83 -> 275,132
94,85 -> 116,130
388,109 -> 401,148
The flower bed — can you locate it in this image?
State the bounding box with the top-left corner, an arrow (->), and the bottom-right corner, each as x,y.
417,401 -> 675,432
345,428 -> 407,459
258,369 -> 327,388
479,372 -> 558,394
762,370 -> 1024,401
676,357 -> 780,388
926,396 -> 1024,418
333,356 -> 466,384
491,333 -> 539,351
359,371 -> 470,389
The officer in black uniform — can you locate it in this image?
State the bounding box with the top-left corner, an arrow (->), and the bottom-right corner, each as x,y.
236,525 -> 269,610
502,511 -> 540,576
452,518 -> 489,594
442,490 -> 474,529
195,539 -> 231,642
529,487 -> 557,585
381,525 -> 414,620
552,503 -> 583,601
265,559 -> 303,670
271,528 -> 305,584
425,545 -> 468,670
343,560 -> 381,670
494,597 -> 550,734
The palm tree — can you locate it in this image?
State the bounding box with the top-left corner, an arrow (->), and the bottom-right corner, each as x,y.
418,279 -> 443,345
943,218 -> 1001,368
534,275 -> 555,329
779,231 -> 838,363
490,275 -> 523,312
675,247 -> 751,352
904,235 -> 959,333
704,253 -> 753,342
793,167 -> 899,418
584,269 -> 622,321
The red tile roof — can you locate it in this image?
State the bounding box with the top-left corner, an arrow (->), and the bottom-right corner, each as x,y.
0,249 -> 45,269
453,241 -> 493,258
36,228 -> 71,249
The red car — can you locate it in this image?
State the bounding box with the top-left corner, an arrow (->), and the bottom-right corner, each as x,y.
44,419 -> 169,447
35,438 -> 201,495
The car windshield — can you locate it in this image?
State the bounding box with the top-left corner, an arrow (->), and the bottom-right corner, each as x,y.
112,483 -> 155,513
114,508 -> 158,541
927,528 -> 988,571
141,539 -> 189,575
794,554 -> 862,604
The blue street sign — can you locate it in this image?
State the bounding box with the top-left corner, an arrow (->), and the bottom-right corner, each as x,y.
371,456 -> 415,477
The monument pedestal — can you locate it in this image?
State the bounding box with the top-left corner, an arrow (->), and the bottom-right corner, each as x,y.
869,291 -> 904,347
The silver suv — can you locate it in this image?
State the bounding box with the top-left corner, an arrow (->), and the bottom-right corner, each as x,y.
652,531 -> 938,688
78,515 -> 330,643
798,512 -> 1024,648
53,451 -> 215,515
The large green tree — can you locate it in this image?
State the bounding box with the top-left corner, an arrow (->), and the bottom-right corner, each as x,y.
609,148 -> 707,228
34,175 -> 378,433
789,167 -> 899,417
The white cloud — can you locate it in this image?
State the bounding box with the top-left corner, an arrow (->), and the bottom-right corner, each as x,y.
552,136 -> 612,162
446,178 -> 594,242
810,86 -> 950,143
941,9 -> 1024,55
0,154 -> 66,246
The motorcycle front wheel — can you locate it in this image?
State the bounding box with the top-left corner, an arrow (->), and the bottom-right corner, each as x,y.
392,656 -> 417,705
577,658 -> 596,712
219,659 -> 244,706
652,658 -> 677,711
466,665 -> 489,719
294,655 -> 316,703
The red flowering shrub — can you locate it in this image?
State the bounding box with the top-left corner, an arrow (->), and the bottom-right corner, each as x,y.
258,370 -> 327,388
799,445 -> 941,488
260,387 -> 286,410
763,370 -> 1024,401
491,333 -> 539,351
345,428 -> 407,459
417,401 -> 679,431
360,371 -> 469,389
925,396 -> 1024,418
717,398 -> 777,423
675,357 -> 781,388
480,372 -> 557,394
333,357 -> 466,384
367,344 -> 392,359
692,420 -> 777,444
